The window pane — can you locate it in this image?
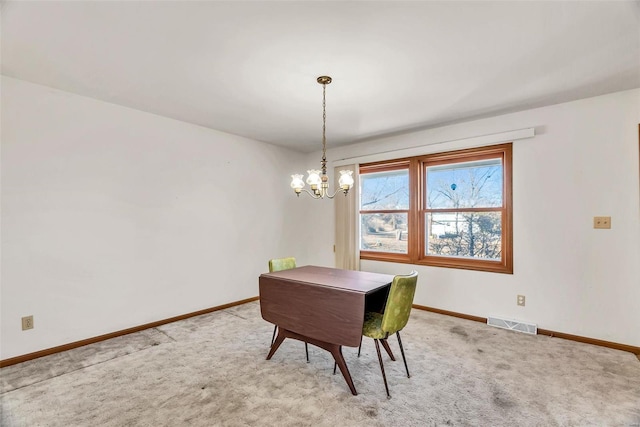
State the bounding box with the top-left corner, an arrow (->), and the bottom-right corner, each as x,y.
425,212 -> 502,260
426,159 -> 502,209
361,213 -> 408,253
360,169 -> 409,210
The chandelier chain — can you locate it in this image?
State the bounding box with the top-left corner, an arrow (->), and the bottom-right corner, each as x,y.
321,82 -> 327,173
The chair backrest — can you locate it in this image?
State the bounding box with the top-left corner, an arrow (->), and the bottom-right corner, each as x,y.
381,271 -> 418,335
268,257 -> 296,273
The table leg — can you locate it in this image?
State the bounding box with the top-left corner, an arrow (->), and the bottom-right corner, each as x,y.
266,329 -> 285,360
266,327 -> 358,395
329,345 -> 358,395
380,338 -> 396,361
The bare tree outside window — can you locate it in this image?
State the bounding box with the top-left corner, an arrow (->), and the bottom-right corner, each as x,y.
426,160 -> 502,260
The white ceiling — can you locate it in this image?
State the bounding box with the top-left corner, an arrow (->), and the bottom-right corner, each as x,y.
2,1 -> 639,153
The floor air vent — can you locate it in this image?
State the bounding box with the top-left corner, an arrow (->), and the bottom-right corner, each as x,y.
487,316 -> 537,335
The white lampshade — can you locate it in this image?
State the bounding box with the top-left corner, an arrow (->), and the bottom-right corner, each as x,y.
306,170 -> 322,188
290,174 -> 305,191
338,170 -> 354,190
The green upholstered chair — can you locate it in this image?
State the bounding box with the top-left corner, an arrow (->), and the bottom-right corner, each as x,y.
268,257 -> 309,362
362,270 -> 418,398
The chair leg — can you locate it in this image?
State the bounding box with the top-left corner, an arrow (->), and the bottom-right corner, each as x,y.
305,342 -> 309,363
271,325 -> 278,347
396,331 -> 410,378
357,335 -> 362,357
374,339 -> 391,399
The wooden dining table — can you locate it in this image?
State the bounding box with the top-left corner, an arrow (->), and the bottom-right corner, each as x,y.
259,265 -> 395,395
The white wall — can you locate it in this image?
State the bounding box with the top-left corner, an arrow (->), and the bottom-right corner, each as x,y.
3,77 -> 638,360
0,76 -> 309,359
316,88 -> 640,347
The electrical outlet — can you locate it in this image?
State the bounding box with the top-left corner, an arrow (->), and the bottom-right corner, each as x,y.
517,295 -> 525,306
22,315 -> 34,330
593,216 -> 611,229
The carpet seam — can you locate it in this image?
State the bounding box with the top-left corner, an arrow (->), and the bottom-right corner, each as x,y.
1,354 -> 130,396
154,327 -> 178,342
0,337 -> 174,396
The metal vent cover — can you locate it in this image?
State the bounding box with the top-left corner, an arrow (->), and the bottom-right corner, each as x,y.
487,316 -> 537,335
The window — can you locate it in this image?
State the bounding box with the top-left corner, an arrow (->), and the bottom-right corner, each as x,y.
359,143 -> 512,273
359,161 -> 410,258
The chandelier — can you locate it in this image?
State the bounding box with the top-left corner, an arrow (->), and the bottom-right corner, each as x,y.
290,76 -> 354,198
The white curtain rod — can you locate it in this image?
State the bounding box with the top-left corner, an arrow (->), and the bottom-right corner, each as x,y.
332,127 -> 535,167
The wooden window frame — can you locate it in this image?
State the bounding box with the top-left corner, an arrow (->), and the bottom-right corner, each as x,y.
359,143 -> 513,274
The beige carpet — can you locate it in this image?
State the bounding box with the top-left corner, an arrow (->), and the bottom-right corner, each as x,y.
1,301 -> 639,426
